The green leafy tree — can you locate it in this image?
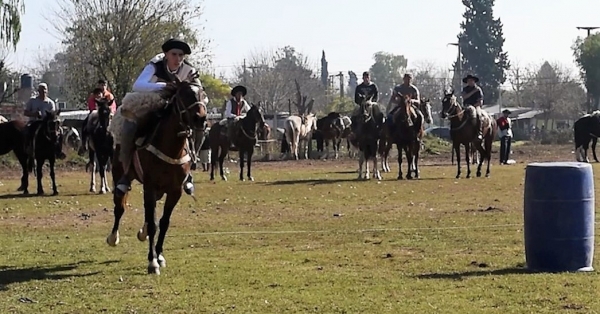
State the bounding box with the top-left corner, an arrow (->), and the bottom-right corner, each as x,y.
368,52 -> 407,100
457,0 -> 509,104
573,34 -> 600,111
0,0 -> 24,48
200,73 -> 230,109
50,0 -> 211,103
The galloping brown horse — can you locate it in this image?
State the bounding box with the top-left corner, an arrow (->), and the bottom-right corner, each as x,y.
208,104 -> 266,181
106,79 -> 207,275
440,89 -> 497,178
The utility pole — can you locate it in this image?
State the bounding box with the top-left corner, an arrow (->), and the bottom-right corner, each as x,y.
242,59 -> 247,86
447,41 -> 462,96
576,27 -> 600,112
337,72 -> 344,99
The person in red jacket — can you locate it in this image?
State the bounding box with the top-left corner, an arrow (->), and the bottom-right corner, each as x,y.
87,79 -> 116,113
497,109 -> 513,164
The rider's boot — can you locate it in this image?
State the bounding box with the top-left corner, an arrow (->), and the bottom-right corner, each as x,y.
227,119 -> 236,149
115,120 -> 137,197
476,117 -> 483,140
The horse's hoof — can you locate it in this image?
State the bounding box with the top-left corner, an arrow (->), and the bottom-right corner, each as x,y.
221,176 -> 228,181
476,172 -> 482,178
210,177 -> 214,181
137,229 -> 148,242
37,191 -> 44,196
397,175 -> 403,180
485,173 -> 490,178
248,176 -> 254,182
99,190 -> 107,195
148,259 -> 161,275
466,174 -> 471,179
52,191 -> 59,196
90,188 -> 96,193
455,175 -> 461,179
158,255 -> 166,268
22,190 -> 29,195
16,186 -> 24,192
406,176 -> 413,180
107,231 -> 120,246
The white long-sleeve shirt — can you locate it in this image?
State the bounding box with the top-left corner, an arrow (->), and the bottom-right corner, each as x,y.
132,53 -> 201,93
224,99 -> 251,119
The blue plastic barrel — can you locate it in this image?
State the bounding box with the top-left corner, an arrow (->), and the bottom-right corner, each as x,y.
524,162 -> 595,272
20,74 -> 33,89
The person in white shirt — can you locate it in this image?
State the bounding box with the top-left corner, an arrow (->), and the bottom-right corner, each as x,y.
223,85 -> 250,149
116,38 -> 206,197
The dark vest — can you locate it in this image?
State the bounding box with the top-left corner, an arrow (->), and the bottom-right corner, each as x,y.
230,98 -> 243,115
151,59 -> 194,83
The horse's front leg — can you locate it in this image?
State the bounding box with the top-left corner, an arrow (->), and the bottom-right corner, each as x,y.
90,154 -> 97,193
592,138 -> 598,162
155,188 -> 182,271
16,151 -> 29,194
49,157 -> 58,196
413,143 -> 420,179
465,143 -> 472,179
475,143 -> 484,178
239,150 -> 245,181
397,143 -> 404,180
372,153 -> 382,181
209,148 -> 217,181
454,143 -> 461,179
357,151 -> 365,180
143,187 -> 160,275
247,148 -> 254,181
219,147 -> 228,181
35,158 -> 44,195
99,156 -> 110,194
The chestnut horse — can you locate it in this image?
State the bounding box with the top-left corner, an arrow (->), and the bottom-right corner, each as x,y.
0,120 -> 30,194
106,79 -> 207,275
440,89 -> 497,178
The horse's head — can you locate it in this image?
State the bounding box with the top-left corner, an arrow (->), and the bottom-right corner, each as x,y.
258,122 -> 271,141
161,76 -> 207,135
359,94 -> 375,117
42,110 -> 66,159
440,89 -> 458,119
392,93 -> 413,123
62,126 -> 81,150
247,104 -> 266,131
95,98 -> 113,128
419,97 -> 433,124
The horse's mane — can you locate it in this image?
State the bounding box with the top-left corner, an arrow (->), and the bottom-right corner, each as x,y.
591,110 -> 600,117
327,112 -> 341,119
159,80 -> 203,101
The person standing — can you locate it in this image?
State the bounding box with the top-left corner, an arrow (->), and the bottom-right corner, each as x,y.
497,109 -> 513,164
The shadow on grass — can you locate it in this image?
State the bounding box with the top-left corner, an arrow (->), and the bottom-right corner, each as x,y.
0,191 -> 93,200
0,261 -> 101,290
416,267 -> 529,280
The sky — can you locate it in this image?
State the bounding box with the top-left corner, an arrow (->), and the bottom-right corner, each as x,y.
8,0 -> 600,81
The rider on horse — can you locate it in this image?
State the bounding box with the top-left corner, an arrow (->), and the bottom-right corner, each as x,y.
351,72 -> 379,128
80,83 -> 116,155
23,83 -> 57,157
387,73 -> 422,127
461,74 -> 485,140
115,38 -> 205,197
223,85 -> 250,149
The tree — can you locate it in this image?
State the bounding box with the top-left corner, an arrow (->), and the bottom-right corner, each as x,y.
233,46 -> 325,113
200,73 -> 230,109
50,0 -> 211,103
406,61 -> 451,118
0,0 -> 24,48
573,34 -> 600,111
507,61 -> 525,107
368,51 -> 408,100
347,71 -> 358,97
457,0 -> 510,104
521,61 -> 586,121
320,50 -> 328,86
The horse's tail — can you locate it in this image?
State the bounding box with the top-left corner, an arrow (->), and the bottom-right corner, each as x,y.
284,119 -> 296,148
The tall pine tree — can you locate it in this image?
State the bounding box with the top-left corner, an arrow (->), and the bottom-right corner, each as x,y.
457,0 -> 509,104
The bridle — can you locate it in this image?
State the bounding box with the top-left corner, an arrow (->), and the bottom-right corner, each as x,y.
167,82 -> 206,138
442,95 -> 464,119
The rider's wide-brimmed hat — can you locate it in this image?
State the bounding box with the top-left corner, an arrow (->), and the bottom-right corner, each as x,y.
462,74 -> 479,83
502,109 -> 512,115
161,38 -> 192,55
231,85 -> 247,97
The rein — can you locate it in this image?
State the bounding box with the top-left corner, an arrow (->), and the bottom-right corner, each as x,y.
443,98 -> 469,131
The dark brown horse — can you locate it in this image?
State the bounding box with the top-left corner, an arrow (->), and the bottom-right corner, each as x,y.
208,104 -> 266,181
28,110 -> 66,195
381,94 -> 423,180
87,98 -> 114,194
0,120 -> 30,194
314,112 -> 345,159
106,79 -> 207,275
440,89 -> 497,178
380,96 -> 432,175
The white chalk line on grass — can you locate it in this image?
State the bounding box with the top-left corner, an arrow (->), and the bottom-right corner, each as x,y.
152,223 -> 525,238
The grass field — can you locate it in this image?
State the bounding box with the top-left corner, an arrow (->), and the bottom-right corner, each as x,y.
1,143 -> 600,313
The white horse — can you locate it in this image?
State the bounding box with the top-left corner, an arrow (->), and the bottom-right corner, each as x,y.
0,114 -> 8,123
61,126 -> 82,151
284,113 -> 318,160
